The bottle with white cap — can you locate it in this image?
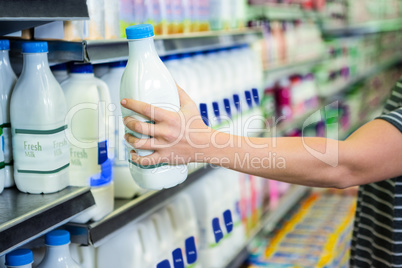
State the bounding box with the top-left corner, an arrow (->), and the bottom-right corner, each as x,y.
10,41 -> 69,194
120,24 -> 188,190
37,230 -> 80,268
5,249 -> 33,268
0,39 -> 17,189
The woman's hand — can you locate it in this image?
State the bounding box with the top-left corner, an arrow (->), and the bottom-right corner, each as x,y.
121,85 -> 211,166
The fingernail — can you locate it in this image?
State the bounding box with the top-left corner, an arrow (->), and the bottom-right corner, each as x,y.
121,99 -> 127,105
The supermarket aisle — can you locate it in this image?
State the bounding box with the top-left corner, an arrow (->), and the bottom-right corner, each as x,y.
0,0 -> 402,267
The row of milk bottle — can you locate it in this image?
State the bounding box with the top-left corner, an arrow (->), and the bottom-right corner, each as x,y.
1,166 -> 267,268
162,45 -> 265,137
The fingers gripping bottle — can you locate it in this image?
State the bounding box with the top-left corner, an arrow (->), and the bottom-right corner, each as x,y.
120,24 -> 188,190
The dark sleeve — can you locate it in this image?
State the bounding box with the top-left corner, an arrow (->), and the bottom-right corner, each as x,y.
382,77 -> 402,114
376,107 -> 402,132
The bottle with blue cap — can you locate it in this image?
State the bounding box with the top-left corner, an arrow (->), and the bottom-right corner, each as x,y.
101,61 -> 143,199
10,41 -> 70,194
37,230 -> 80,268
61,63 -> 112,188
5,248 -> 33,268
120,24 -> 188,190
0,39 -> 17,189
50,63 -> 69,83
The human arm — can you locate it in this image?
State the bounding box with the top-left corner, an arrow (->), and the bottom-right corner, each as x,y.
121,86 -> 402,189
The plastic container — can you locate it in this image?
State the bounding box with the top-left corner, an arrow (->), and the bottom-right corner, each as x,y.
101,61 -> 143,199
70,166 -> 114,223
37,230 -> 80,268
10,42 -> 70,194
0,40 -> 17,188
50,63 -> 69,83
5,249 -> 33,268
120,24 -> 188,190
61,63 -> 112,187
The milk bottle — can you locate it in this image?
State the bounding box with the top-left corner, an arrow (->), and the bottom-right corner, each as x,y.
0,40 -> 17,188
50,63 -> 69,83
37,230 -> 80,268
62,63 -> 111,187
120,24 -> 188,190
5,249 -> 33,268
10,41 -> 69,194
101,61 -> 143,199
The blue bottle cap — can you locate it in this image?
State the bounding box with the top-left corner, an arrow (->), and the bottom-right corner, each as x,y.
126,24 -> 154,40
51,63 -> 67,71
109,60 -> 127,68
45,229 -> 70,246
22,41 -> 48,53
180,53 -> 191,59
166,55 -> 180,61
0,40 -> 10,50
5,249 -> 33,266
70,63 -> 93,74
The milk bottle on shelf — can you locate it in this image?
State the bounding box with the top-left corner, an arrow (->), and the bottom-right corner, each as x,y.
101,61 -> 143,199
10,41 -> 69,194
120,24 -> 188,190
50,63 -> 69,83
0,39 -> 17,188
37,230 -> 80,268
5,249 -> 33,268
61,63 -> 112,187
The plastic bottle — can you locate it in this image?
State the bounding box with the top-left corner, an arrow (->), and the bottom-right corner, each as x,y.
62,63 -> 112,187
101,61 -> 143,199
5,249 -> 33,268
10,42 -> 69,194
37,230 -> 80,268
50,63 -> 69,83
120,24 -> 188,190
0,40 -> 17,188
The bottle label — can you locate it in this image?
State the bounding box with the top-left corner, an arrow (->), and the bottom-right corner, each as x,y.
157,259 -> 171,268
172,248 -> 184,268
185,236 -> 197,264
212,217 -> 223,244
223,209 -> 233,234
13,125 -> 69,174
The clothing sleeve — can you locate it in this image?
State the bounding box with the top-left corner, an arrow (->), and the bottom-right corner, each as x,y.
377,107 -> 402,132
382,76 -> 402,114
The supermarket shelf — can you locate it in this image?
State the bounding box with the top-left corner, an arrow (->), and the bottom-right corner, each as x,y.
320,55 -> 402,100
323,18 -> 402,36
0,0 -> 89,36
224,185 -> 310,268
66,163 -> 211,246
248,3 -> 320,21
0,186 -> 94,256
9,28 -> 262,64
264,55 -> 326,75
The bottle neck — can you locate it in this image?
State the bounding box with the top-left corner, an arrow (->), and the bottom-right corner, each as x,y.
21,52 -> 51,75
70,72 -> 95,78
0,50 -> 13,72
128,37 -> 158,60
45,244 -> 72,259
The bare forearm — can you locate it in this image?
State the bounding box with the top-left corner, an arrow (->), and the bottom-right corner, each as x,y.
199,130 -> 349,188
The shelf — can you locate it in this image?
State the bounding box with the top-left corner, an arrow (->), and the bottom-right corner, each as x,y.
8,28 -> 263,64
323,18 -> 402,36
65,164 -> 211,246
224,185 -> 310,268
0,0 -> 89,36
319,55 -> 402,100
0,186 -> 94,256
264,55 -> 326,77
248,2 -> 320,21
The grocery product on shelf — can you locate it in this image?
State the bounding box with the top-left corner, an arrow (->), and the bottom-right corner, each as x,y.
61,63 -> 112,188
0,40 -> 17,189
10,41 -> 70,194
50,63 -> 69,83
37,230 -> 80,268
101,61 -> 143,199
120,24 -> 188,190
4,249 -> 33,268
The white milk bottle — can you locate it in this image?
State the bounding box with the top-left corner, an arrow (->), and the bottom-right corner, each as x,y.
5,249 -> 33,268
10,42 -> 69,194
120,24 -> 188,190
101,61 -> 143,199
62,63 -> 112,187
0,39 -> 17,188
37,230 -> 80,268
0,105 -> 6,194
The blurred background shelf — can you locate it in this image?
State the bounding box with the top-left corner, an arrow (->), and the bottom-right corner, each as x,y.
0,186 -> 94,256
323,18 -> 402,36
0,0 -> 89,36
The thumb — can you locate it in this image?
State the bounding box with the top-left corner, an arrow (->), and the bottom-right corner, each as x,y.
176,84 -> 193,107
